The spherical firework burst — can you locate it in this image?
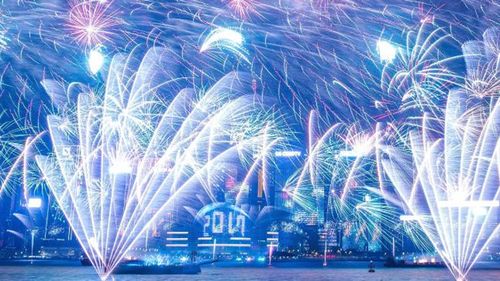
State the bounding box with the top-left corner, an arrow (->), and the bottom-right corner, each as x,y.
67,0 -> 120,47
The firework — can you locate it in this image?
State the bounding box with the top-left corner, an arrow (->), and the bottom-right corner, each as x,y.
224,0 -> 259,19
67,0 -> 120,47
0,109 -> 44,197
35,47 -> 280,279
381,88 -> 499,280
380,24 -> 464,116
0,1 -> 496,276
462,27 -> 499,99
200,27 -> 250,63
284,110 -> 398,251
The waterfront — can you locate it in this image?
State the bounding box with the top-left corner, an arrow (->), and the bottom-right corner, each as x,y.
0,265 -> 499,281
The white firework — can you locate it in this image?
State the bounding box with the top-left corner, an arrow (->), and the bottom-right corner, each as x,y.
36,47 -> 275,280
381,88 -> 499,280
462,27 -> 499,99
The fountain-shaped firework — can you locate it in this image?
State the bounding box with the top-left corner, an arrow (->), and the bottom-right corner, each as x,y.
381,27 -> 499,281
36,47 -> 275,279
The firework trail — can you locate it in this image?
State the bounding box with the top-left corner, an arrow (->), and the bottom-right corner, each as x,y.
283,110 -> 399,250
0,0 -> 496,272
380,24 -> 464,117
35,47 -> 283,279
381,28 -> 499,280
0,0 -> 492,133
462,27 -> 499,100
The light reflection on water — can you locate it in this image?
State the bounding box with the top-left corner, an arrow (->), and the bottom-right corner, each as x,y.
0,266 -> 499,281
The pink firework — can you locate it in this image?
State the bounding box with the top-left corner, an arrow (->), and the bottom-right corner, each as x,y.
225,0 -> 258,19
67,0 -> 119,46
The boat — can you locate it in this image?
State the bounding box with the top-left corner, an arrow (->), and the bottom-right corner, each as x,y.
113,260 -> 201,275
368,260 -> 375,272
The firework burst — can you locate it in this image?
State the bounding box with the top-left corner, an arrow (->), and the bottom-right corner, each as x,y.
462,27 -> 499,99
285,110 -> 397,250
381,89 -> 499,280
67,0 -> 120,47
224,0 -> 259,19
36,47 -> 281,279
380,24 -> 464,116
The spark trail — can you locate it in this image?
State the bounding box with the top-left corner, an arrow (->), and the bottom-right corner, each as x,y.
36,47 -> 278,279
